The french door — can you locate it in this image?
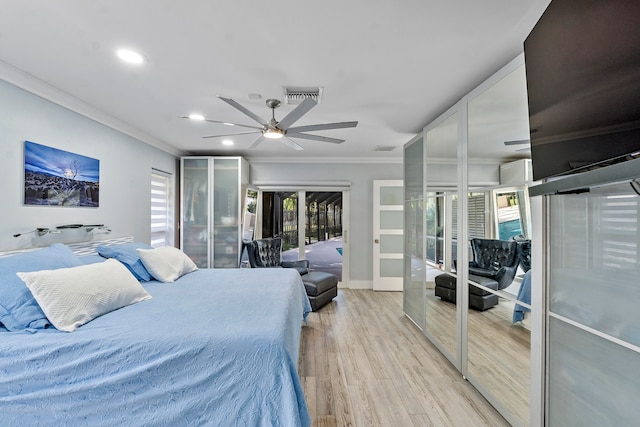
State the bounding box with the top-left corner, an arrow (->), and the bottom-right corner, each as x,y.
373,180 -> 404,291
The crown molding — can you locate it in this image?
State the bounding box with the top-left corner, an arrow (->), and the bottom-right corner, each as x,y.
0,59 -> 185,157
245,156 -> 403,164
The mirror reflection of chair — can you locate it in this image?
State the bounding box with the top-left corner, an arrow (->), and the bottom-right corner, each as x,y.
246,237 -> 338,311
434,238 -> 520,311
511,235 -> 531,273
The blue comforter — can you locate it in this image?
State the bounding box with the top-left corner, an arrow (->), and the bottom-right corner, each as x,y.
513,269 -> 531,323
1,268 -> 312,426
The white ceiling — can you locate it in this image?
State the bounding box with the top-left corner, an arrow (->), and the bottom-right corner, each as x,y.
0,0 -> 551,163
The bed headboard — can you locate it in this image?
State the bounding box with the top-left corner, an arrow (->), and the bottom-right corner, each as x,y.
0,236 -> 134,258
64,236 -> 134,256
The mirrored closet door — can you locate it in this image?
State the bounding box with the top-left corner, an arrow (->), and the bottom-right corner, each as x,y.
423,111 -> 459,362
403,54 -> 535,427
465,59 -> 532,427
403,134 -> 425,327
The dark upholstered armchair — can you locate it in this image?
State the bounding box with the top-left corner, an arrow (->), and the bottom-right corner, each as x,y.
468,238 -> 519,290
511,236 -> 531,273
246,237 -> 339,311
246,238 -> 310,275
434,238 -> 520,311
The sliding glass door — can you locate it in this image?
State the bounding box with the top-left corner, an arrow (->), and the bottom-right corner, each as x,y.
258,190 -> 345,281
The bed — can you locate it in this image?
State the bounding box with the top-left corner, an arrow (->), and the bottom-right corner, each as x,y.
0,240 -> 312,426
513,269 -> 531,323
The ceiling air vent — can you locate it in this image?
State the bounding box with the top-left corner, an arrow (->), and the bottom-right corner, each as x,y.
283,86 -> 323,105
373,145 -> 396,152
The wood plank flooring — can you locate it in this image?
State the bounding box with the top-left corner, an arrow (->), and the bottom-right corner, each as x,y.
298,289 -> 510,426
423,290 -> 531,425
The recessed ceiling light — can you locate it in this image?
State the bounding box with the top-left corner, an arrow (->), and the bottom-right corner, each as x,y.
188,114 -> 205,121
116,49 -> 145,64
222,140 -> 234,146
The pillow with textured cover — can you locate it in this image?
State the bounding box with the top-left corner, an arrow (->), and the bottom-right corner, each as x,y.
97,242 -> 153,281
17,259 -> 152,332
0,244 -> 82,331
137,246 -> 198,283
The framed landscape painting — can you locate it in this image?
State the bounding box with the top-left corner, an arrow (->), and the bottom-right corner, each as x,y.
24,140 -> 100,207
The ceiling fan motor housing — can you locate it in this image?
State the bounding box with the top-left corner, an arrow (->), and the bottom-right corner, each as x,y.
265,99 -> 281,109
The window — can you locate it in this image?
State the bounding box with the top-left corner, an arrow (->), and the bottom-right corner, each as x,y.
468,192 -> 487,239
495,190 -> 528,240
451,192 -> 487,239
150,170 -> 173,248
425,192 -> 445,265
451,192 -> 486,268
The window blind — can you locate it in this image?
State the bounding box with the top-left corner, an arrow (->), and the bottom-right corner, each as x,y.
451,193 -> 486,240
150,170 -> 172,248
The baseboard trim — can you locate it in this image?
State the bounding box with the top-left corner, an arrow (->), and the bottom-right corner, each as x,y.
345,280 -> 373,290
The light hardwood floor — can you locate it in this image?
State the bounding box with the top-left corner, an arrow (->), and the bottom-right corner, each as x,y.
423,291 -> 531,425
298,289 -> 510,426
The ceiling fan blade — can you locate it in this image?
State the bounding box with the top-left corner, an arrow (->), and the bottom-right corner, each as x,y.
504,139 -> 530,146
279,137 -> 304,151
286,132 -> 344,144
516,147 -> 531,152
204,119 -> 262,130
276,98 -> 317,130
287,121 -> 358,133
248,135 -> 264,149
180,116 -> 263,131
202,131 -> 261,139
218,96 -> 269,127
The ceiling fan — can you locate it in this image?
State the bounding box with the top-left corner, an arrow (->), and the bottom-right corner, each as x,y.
184,96 -> 358,150
504,139 -> 531,152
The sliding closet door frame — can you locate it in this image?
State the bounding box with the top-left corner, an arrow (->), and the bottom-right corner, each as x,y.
457,99 -> 469,372
531,194 -> 545,427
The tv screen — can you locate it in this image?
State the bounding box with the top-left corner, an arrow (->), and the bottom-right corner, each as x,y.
524,0 -> 640,181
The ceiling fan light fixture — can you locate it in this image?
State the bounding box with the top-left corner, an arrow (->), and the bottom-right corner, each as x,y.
188,114 -> 205,121
263,128 -> 284,139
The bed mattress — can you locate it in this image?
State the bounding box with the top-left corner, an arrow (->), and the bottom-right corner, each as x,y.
1,267 -> 311,426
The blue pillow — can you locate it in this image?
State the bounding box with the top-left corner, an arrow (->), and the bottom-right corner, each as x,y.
0,244 -> 83,331
78,254 -> 108,265
96,242 -> 153,281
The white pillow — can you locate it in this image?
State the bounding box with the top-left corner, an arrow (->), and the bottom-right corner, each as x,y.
17,259 -> 152,332
136,246 -> 198,283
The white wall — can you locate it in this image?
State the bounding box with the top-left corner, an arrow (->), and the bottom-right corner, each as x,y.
249,160 -> 403,285
0,79 -> 177,251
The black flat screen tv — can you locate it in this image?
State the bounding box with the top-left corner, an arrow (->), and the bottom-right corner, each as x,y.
524,0 -> 640,181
